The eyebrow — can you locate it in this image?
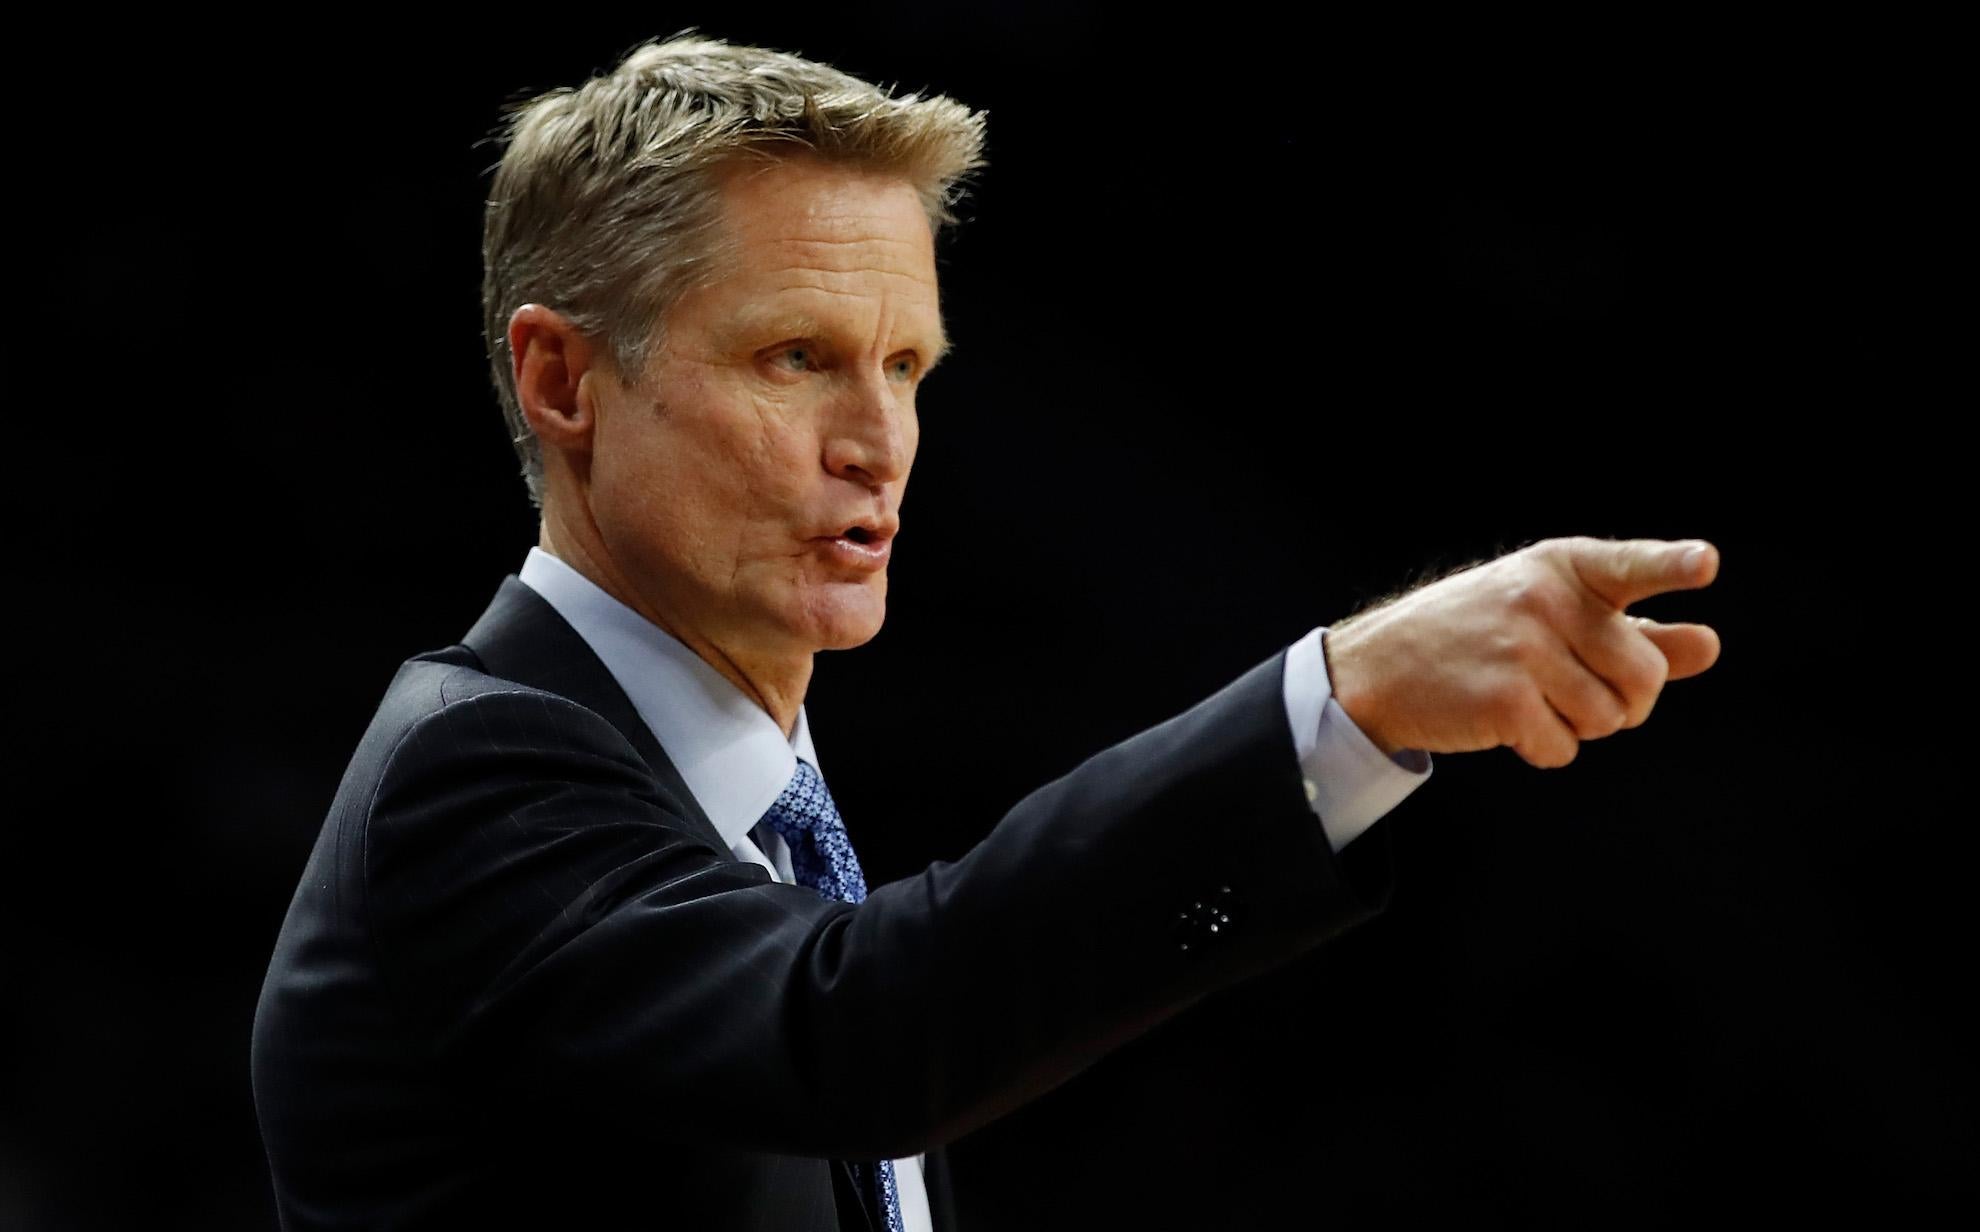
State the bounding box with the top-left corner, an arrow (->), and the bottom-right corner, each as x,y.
722,305 -> 952,370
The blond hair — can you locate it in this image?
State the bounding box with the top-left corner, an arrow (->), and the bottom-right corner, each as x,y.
480,31 -> 989,507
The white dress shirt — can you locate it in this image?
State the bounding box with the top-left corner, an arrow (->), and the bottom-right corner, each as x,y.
517,546 -> 1431,1231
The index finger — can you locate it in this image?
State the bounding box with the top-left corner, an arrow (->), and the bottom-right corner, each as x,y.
1562,537 -> 1720,610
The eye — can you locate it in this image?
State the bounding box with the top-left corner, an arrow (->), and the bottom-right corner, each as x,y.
775,345 -> 813,373
889,356 -> 917,382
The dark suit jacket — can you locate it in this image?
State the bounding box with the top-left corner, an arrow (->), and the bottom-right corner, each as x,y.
252,576 -> 1397,1229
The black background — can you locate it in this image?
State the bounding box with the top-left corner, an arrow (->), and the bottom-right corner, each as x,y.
6,7 -> 1971,1228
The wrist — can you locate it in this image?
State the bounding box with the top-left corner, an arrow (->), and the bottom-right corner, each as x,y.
1323,624 -> 1401,758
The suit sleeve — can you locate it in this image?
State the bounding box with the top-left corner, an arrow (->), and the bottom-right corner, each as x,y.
1283,625 -> 1434,849
361,647 -> 1396,1161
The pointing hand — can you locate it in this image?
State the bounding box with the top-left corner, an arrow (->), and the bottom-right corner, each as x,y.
1323,537 -> 1722,769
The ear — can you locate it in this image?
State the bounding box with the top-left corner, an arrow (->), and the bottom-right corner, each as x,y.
508,304 -> 608,459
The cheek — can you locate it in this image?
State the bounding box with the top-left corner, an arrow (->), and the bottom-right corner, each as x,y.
742,408 -> 823,498
695,412 -> 819,561
598,381 -> 826,564
590,411 -> 724,565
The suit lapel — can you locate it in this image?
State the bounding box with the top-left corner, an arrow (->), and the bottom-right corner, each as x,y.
465,575 -> 889,1231
831,1158 -> 882,1231
459,575 -> 732,858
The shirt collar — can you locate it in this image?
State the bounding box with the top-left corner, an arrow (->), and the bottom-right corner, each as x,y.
516,547 -> 817,849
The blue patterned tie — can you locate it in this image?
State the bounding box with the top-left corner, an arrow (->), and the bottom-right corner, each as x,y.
759,759 -> 905,1232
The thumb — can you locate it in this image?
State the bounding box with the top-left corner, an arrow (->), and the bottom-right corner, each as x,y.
1633,619 -> 1722,681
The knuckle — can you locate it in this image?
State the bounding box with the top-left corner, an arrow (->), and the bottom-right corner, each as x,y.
1569,691 -> 1626,741
1487,678 -> 1530,724
1504,570 -> 1568,625
1632,653 -> 1670,693
1495,569 -> 1533,611
1506,631 -> 1548,670
1611,665 -> 1661,711
1564,713 -> 1598,741
1617,692 -> 1648,729
1628,653 -> 1670,707
1523,736 -> 1578,769
1504,572 -> 1565,621
1511,696 -> 1572,766
1631,632 -> 1672,680
1486,624 -> 1527,665
1609,627 -> 1670,717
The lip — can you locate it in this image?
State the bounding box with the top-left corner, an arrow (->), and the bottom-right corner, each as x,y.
810,532 -> 892,572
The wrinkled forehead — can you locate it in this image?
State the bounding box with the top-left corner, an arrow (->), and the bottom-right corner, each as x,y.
711,154 -> 938,274
682,155 -> 947,350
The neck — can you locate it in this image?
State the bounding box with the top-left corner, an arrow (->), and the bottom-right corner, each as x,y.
538,509 -> 810,739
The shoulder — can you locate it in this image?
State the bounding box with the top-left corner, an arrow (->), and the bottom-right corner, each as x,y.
343,645 -> 729,948
319,646 -> 671,887
356,647 -> 643,786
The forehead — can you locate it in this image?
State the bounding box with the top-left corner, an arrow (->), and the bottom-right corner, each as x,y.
713,153 -> 934,256
688,156 -> 945,339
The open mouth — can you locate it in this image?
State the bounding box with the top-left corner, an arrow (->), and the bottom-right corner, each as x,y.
815,524 -> 892,570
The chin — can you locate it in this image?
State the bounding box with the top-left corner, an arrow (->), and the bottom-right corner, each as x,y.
817,608 -> 885,650
819,626 -> 882,651
799,582 -> 887,651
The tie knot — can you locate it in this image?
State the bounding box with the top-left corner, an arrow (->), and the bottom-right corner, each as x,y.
759,760 -> 870,904
766,759 -> 834,834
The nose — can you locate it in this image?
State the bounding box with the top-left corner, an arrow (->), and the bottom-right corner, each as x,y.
821,368 -> 913,489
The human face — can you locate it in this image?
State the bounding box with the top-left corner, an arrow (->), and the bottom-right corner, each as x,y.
585,155 -> 946,662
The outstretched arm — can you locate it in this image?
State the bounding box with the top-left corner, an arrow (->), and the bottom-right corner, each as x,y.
360,645 -> 1391,1163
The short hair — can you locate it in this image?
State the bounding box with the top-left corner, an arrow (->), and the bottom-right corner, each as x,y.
481,31 -> 989,507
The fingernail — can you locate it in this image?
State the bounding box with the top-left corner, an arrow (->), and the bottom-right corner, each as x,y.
1683,544 -> 1709,572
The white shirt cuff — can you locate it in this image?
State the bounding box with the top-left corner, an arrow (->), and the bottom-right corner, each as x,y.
1283,626 -> 1432,852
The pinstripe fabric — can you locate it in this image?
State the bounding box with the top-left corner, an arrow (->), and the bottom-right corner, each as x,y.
252,575 -> 1398,1230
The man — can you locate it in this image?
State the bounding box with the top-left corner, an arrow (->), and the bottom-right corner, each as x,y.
251,34 -> 1721,1230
